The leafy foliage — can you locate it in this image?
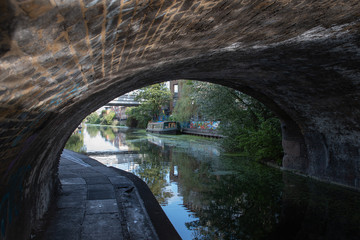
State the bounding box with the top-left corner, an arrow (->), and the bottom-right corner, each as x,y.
126,83 -> 172,128
100,111 -> 115,125
85,109 -> 118,126
86,112 -> 100,124
235,118 -> 283,163
173,80 -> 283,163
125,107 -> 151,128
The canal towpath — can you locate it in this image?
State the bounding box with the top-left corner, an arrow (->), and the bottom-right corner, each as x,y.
38,149 -> 181,240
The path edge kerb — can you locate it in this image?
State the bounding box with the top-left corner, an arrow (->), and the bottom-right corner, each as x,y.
109,166 -> 182,240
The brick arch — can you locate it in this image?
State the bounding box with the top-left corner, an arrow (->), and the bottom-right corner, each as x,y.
1,0 -> 360,239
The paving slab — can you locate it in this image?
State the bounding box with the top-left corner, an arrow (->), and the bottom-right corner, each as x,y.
57,196 -> 86,209
83,176 -> 110,184
86,199 -> 118,214
61,184 -> 87,195
74,172 -> 100,178
87,184 -> 115,200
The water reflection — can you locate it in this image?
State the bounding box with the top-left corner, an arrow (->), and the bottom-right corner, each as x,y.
65,128 -> 86,153
65,125 -> 360,240
66,125 -> 134,153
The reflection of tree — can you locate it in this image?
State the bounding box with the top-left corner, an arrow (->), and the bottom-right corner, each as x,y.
133,160 -> 173,205
86,125 -> 100,138
129,138 -> 174,205
65,132 -> 86,153
173,153 -> 283,239
121,130 -> 147,151
99,126 -> 116,141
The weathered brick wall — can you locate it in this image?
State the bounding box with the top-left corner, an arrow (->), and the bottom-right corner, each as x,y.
0,0 -> 360,239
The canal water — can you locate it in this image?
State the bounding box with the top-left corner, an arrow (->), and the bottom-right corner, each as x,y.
66,125 -> 360,240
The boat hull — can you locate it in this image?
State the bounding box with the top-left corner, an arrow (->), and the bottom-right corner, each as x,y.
146,128 -> 180,135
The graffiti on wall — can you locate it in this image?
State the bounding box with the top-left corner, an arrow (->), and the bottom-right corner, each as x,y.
189,121 -> 220,130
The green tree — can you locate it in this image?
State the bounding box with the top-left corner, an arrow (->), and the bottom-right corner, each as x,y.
86,110 -> 119,126
235,118 -> 283,163
125,106 -> 152,128
126,83 -> 172,128
86,112 -> 100,124
100,111 -> 115,125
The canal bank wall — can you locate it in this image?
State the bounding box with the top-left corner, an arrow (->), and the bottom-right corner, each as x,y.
181,128 -> 224,138
36,149 -> 180,240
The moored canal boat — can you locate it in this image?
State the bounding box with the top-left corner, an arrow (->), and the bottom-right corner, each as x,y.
146,121 -> 181,134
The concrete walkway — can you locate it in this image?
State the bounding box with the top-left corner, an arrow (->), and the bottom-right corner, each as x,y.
41,149 -> 180,240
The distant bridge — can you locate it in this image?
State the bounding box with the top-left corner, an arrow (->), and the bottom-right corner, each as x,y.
105,93 -> 140,107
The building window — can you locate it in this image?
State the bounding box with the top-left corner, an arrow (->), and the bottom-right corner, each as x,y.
174,84 -> 178,93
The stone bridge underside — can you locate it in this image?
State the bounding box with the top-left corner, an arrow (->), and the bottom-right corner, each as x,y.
0,0 -> 360,239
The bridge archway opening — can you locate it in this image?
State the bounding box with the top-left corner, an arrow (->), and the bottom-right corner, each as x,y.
61,76 -> 306,170
65,78 -> 305,169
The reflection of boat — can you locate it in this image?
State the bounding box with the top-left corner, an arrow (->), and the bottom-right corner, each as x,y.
146,121 -> 180,135
147,135 -> 165,148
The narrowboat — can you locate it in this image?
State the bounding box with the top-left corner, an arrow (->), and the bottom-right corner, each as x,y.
146,121 -> 181,135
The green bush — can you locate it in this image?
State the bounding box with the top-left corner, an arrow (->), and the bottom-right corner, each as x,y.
236,118 -> 283,164
86,112 -> 100,124
86,110 -> 119,126
100,111 -> 115,125
125,106 -> 151,128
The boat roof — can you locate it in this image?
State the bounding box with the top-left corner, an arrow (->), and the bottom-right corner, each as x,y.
149,121 -> 177,123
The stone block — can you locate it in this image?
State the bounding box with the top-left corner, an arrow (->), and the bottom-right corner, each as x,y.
87,184 -> 115,200
84,176 -> 110,184
86,199 -> 118,214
